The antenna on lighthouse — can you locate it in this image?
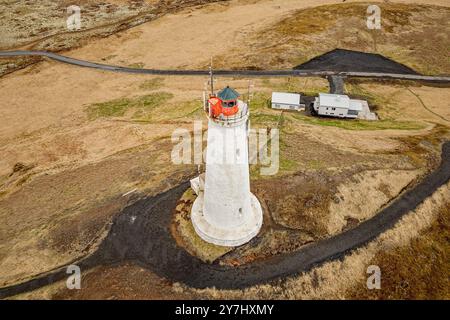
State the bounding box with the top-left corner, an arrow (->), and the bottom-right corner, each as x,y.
209,57 -> 214,96
202,89 -> 207,111
246,80 -> 254,105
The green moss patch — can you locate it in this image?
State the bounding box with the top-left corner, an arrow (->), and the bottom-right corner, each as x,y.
171,189 -> 232,263
85,92 -> 174,120
139,78 -> 164,91
291,113 -> 425,131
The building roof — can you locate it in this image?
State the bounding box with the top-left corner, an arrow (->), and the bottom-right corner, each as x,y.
218,86 -> 240,101
318,93 -> 350,109
271,92 -> 301,105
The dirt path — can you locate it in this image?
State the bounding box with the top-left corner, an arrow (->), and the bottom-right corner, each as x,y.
0,141 -> 449,298
407,87 -> 450,122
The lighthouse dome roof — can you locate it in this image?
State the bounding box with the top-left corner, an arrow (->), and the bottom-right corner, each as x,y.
218,86 -> 240,101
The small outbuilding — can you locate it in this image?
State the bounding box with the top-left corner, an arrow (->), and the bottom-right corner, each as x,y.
271,92 -> 303,111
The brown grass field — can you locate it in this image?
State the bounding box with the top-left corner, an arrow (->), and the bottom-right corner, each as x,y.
0,0 -> 449,299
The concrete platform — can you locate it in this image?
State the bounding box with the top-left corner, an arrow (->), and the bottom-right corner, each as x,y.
191,193 -> 263,247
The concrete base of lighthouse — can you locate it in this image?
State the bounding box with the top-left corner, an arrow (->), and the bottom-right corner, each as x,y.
191,193 -> 263,247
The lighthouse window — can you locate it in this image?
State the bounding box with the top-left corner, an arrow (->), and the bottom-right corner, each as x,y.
236,148 -> 240,157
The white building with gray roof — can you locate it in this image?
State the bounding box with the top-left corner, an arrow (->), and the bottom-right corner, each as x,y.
271,92 -> 304,111
313,93 -> 376,120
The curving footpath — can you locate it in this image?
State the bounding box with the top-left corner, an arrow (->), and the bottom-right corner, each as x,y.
1,50 -> 450,82
0,142 -> 449,299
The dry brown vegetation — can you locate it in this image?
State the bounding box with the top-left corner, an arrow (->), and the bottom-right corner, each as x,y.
52,262 -> 198,299
184,181 -> 450,299
16,180 -> 449,300
0,0 -> 230,50
0,0 -> 449,299
211,2 -> 450,75
1,71 -> 448,290
0,137 -> 196,286
0,0 -> 227,75
1,71 -> 448,294
347,201 -> 450,299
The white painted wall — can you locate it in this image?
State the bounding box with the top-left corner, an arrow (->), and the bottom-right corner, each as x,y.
318,106 -> 351,118
272,103 -> 301,111
202,115 -> 252,229
191,100 -> 263,246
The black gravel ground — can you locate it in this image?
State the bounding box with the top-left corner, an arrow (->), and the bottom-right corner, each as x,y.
294,49 -> 419,74
1,142 -> 449,299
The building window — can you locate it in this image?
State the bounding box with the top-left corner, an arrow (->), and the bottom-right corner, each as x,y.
332,107 -> 336,111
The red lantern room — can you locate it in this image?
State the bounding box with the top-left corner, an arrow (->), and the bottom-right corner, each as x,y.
208,86 -> 240,118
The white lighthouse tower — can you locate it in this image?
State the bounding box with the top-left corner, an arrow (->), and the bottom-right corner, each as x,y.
190,85 -> 263,247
